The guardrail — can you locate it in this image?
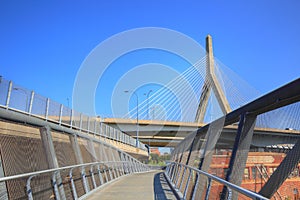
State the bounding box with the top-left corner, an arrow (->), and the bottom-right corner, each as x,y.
0,160 -> 148,200
165,162 -> 268,200
0,78 -> 147,151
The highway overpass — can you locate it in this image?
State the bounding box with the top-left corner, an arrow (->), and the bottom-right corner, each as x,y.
103,118 -> 300,147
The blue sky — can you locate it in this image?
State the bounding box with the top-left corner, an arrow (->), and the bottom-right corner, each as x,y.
1,1 -> 300,117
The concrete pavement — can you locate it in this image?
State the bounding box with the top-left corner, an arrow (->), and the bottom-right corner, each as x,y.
85,170 -> 177,200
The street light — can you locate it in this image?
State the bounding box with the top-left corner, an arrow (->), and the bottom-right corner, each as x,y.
124,90 -> 139,147
144,90 -> 153,120
13,87 -> 28,112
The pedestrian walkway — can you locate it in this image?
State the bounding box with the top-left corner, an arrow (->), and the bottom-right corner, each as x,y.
86,170 -> 177,200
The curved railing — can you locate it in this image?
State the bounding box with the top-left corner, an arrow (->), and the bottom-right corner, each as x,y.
165,162 -> 268,200
0,160 -> 148,200
168,78 -> 300,200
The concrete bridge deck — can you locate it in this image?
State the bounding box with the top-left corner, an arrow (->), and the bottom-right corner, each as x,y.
86,170 -> 177,200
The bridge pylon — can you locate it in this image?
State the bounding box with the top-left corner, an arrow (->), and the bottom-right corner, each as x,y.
195,35 -> 231,123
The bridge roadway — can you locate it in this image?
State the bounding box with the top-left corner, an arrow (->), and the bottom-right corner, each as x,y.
103,118 -> 300,147
86,170 -> 177,200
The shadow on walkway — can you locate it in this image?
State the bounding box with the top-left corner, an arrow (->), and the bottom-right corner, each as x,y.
154,172 -> 177,200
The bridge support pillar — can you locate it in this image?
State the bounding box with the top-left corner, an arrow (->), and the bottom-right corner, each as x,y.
259,138 -> 300,198
221,114 -> 256,200
40,126 -> 66,200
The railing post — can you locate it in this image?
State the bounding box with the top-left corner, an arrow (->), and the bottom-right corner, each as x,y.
114,150 -> 123,177
175,164 -> 181,187
101,144 -> 113,180
70,109 -> 73,128
52,172 -> 61,200
97,164 -> 104,185
45,98 -> 50,120
100,121 -> 103,136
179,167 -> 187,191
117,153 -> 124,176
79,113 -> 83,131
183,168 -> 192,199
69,169 -> 78,199
120,153 -> 126,174
191,172 -> 200,200
5,81 -> 12,108
87,139 -> 98,189
26,175 -> 36,200
108,147 -> 117,178
87,116 -> 90,133
124,155 -> 131,174
204,178 -> 212,200
93,119 -> 97,135
171,163 -> 177,182
28,91 -> 34,115
90,166 -> 97,189
59,104 -> 63,125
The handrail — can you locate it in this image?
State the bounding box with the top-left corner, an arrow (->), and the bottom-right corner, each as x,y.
0,161 -> 140,183
165,162 -> 269,200
0,160 -> 148,200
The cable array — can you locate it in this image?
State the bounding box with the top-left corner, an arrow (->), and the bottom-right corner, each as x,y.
122,54 -> 300,131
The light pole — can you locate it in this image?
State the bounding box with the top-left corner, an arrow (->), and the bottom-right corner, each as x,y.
124,90 -> 139,147
144,90 -> 153,120
13,87 -> 28,112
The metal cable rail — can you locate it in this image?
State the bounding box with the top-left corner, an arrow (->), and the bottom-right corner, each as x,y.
0,160 -> 148,200
165,162 -> 269,200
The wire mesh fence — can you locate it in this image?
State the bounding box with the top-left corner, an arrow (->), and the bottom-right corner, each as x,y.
0,114 -> 149,199
0,78 -> 147,151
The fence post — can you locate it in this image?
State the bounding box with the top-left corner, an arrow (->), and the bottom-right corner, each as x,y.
28,91 -> 34,115
87,116 -> 90,133
59,104 -> 63,125
79,113 -> 83,131
204,178 -> 212,200
45,98 -> 50,121
5,81 -> 12,108
70,109 -> 73,128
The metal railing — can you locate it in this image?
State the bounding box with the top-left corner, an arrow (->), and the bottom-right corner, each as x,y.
168,78 -> 300,200
0,78 -> 147,151
0,160 -> 148,200
0,77 -> 151,199
165,162 -> 268,200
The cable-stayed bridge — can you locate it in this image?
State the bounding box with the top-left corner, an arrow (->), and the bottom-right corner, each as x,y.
0,35 -> 299,199
104,36 -> 300,148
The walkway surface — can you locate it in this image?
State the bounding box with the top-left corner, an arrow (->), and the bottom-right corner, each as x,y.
86,170 -> 177,200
